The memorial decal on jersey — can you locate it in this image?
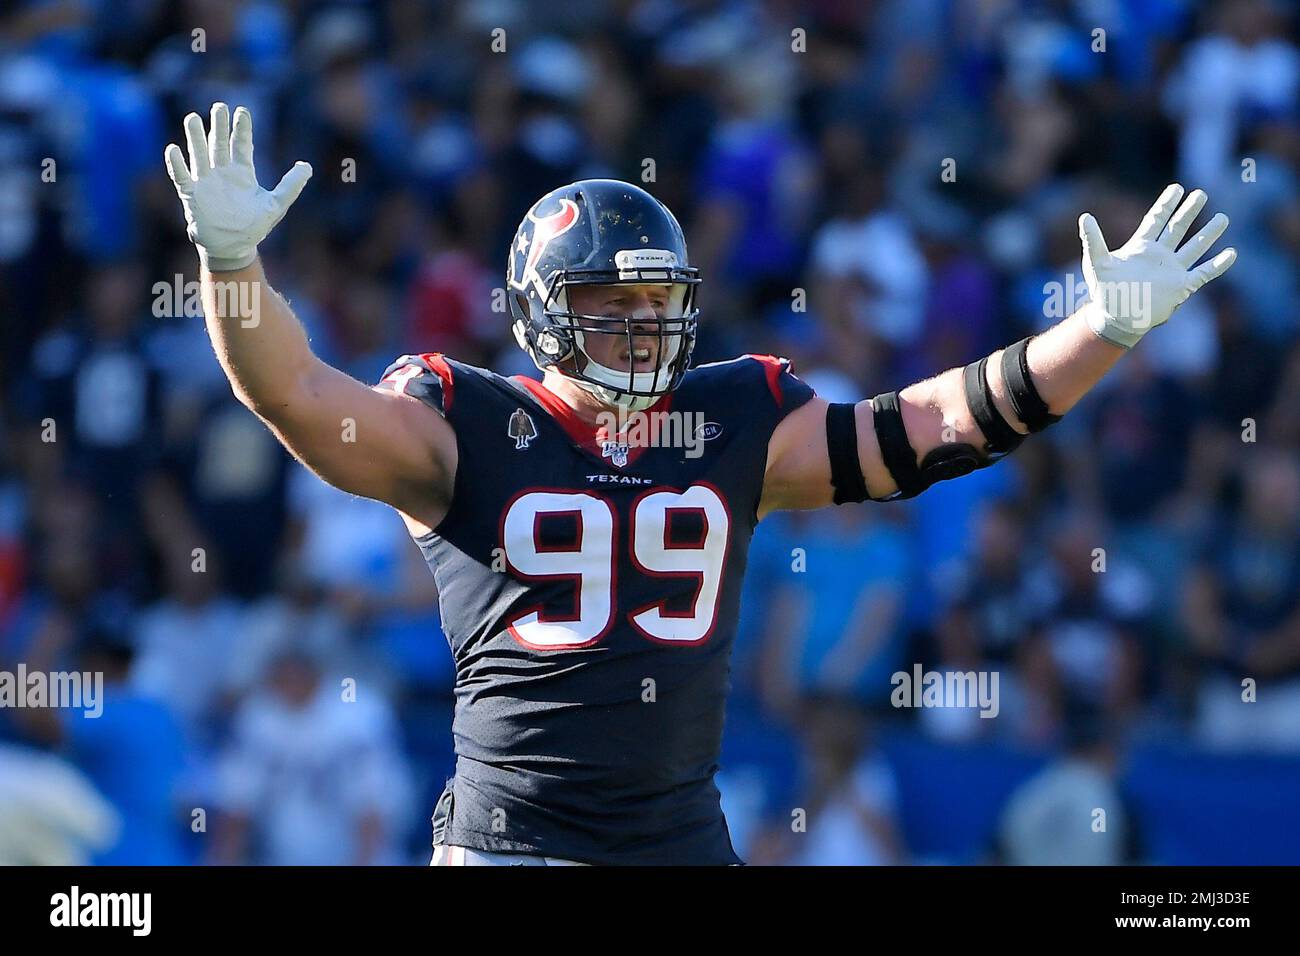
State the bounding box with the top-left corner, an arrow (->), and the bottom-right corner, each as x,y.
508,408 -> 538,449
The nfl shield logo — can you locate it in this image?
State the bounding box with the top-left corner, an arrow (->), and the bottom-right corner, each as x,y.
601,440 -> 630,467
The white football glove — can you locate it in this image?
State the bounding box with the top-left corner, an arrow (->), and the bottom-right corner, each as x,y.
1078,184 -> 1237,349
164,102 -> 312,272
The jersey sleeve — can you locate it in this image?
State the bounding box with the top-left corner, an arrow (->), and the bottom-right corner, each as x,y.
745,353 -> 817,421
375,352 -> 455,416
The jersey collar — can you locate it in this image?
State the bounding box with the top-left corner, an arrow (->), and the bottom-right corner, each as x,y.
511,375 -> 674,468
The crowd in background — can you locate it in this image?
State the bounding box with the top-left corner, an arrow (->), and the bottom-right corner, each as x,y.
0,0 -> 1298,865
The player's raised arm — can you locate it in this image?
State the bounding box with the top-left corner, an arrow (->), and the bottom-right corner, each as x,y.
165,104 -> 455,526
761,184 -> 1237,512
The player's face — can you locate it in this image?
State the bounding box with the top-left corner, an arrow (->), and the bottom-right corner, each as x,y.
566,283 -> 671,373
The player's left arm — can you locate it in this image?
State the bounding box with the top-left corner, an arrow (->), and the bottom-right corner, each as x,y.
760,184 -> 1236,515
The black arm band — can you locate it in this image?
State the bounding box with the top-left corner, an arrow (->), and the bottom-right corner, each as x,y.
962,356 -> 1024,455
826,403 -> 869,504
1000,336 -> 1062,433
870,391 -> 924,499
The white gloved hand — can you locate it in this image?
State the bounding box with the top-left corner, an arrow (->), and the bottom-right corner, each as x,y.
164,102 -> 312,272
1078,184 -> 1237,349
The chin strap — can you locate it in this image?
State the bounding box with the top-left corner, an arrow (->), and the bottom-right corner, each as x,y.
569,348 -> 677,411
573,377 -> 661,412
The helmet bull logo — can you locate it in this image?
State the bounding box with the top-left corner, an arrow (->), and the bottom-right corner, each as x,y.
510,198 -> 580,301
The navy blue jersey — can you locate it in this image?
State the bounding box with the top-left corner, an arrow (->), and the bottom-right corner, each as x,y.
377,352 -> 816,864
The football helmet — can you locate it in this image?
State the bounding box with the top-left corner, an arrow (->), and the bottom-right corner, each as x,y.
507,179 -> 700,412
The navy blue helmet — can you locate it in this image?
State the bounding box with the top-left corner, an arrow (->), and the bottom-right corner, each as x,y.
507,179 -> 701,411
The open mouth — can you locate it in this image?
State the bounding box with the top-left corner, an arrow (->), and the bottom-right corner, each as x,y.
618,345 -> 657,371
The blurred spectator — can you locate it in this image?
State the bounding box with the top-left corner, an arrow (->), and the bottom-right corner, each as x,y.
936,501 -> 1041,666
0,480 -> 132,691
1182,448 -> 1300,751
283,470 -> 445,699
1164,0 -> 1298,192
405,210 -> 499,366
0,743 -> 119,865
130,550 -> 244,747
995,695 -> 1141,865
809,165 -> 928,384
757,507 -> 910,713
1084,349 -> 1202,524
19,263 -> 163,533
767,698 -> 905,866
1020,512 -> 1150,744
926,500 -> 1040,743
151,393 -> 291,600
212,647 -> 414,865
52,52 -> 164,261
1163,0 -> 1300,340
691,54 -> 817,314
227,572 -> 350,698
44,633 -> 187,864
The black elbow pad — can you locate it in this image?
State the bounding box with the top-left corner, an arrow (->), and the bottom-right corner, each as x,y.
870,390 -> 991,500
825,402 -> 869,504
1001,336 -> 1061,433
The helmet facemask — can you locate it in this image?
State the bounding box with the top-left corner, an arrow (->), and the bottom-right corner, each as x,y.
522,255 -> 700,412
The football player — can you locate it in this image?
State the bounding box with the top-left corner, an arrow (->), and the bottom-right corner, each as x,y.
166,104 -> 1236,865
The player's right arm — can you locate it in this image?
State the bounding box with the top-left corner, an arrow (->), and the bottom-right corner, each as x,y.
166,104 -> 455,527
